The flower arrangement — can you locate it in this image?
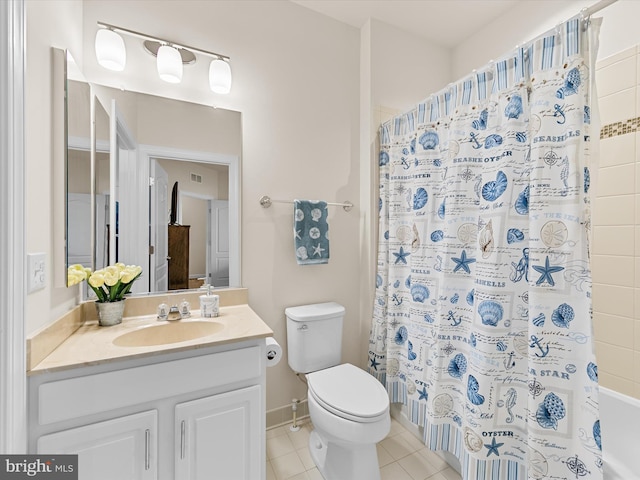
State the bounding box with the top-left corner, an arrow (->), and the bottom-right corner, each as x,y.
67,263 -> 143,303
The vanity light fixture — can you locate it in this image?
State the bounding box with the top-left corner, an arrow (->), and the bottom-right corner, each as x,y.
95,28 -> 126,71
209,58 -> 232,94
156,44 -> 183,83
95,22 -> 232,93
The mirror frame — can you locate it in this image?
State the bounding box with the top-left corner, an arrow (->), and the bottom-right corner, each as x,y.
52,47 -> 69,288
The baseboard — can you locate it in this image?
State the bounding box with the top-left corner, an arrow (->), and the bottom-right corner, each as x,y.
266,399 -> 309,429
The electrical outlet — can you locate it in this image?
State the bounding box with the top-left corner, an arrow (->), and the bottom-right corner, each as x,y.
27,253 -> 46,293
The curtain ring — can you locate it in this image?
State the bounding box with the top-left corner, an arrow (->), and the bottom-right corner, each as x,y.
580,8 -> 591,32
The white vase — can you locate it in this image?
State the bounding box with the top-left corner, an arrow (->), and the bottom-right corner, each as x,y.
95,299 -> 126,326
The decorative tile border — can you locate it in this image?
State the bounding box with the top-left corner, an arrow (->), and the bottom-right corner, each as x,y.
600,117 -> 640,139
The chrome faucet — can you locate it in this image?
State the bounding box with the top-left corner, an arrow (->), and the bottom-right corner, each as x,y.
158,299 -> 190,321
167,305 -> 181,321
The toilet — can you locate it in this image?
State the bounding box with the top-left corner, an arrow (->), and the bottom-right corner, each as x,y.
286,302 -> 390,480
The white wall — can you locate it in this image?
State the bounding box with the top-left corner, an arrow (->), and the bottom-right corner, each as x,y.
25,1 -> 83,333
24,0 -> 362,416
371,19 -> 451,113
453,0 -> 640,80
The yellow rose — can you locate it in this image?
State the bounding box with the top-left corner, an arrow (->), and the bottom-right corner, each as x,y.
67,264 -> 90,286
120,265 -> 141,284
88,272 -> 105,288
67,271 -> 83,286
103,266 -> 120,287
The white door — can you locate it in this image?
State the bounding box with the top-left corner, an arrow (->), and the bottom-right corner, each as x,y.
37,410 -> 157,480
175,385 -> 262,480
208,200 -> 229,287
150,159 -> 169,292
95,193 -> 109,270
67,193 -> 91,267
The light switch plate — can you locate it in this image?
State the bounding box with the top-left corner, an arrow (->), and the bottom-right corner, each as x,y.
27,252 -> 46,293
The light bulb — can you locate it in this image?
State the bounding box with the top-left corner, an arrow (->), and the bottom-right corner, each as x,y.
157,45 -> 183,84
95,29 -> 126,71
209,59 -> 232,94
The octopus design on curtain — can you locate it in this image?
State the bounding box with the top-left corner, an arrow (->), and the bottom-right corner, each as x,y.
368,16 -> 602,480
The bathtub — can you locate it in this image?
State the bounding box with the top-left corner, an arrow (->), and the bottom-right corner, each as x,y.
391,386 -> 638,479
600,386 -> 639,480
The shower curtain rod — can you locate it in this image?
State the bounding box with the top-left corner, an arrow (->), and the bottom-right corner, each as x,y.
512,0 -> 617,54
583,0 -> 617,17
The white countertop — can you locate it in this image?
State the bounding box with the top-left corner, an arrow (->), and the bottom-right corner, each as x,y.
29,304 -> 273,375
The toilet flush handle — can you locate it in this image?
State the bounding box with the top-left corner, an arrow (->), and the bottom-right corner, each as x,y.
298,324 -> 308,331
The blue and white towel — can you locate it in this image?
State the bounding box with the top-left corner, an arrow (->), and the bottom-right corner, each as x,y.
294,200 -> 329,265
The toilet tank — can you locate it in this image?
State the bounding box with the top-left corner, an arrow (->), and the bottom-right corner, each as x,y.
285,302 -> 345,374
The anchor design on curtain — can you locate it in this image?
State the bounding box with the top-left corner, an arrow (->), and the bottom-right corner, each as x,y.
369,16 -> 602,480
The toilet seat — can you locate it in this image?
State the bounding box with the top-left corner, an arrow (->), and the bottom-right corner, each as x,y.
307,363 -> 389,423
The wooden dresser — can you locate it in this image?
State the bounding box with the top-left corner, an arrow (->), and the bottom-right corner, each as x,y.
168,224 -> 190,290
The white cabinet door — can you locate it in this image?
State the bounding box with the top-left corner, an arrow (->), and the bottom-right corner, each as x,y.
37,410 -> 157,480
175,385 -> 262,480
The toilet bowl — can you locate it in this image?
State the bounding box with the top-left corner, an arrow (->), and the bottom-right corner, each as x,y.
306,363 -> 390,480
285,303 -> 390,479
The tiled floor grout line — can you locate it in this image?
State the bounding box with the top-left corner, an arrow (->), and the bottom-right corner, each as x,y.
266,418 -> 463,480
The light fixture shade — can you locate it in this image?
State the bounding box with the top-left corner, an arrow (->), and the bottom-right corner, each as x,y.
95,29 -> 126,71
157,45 -> 183,84
209,59 -> 232,94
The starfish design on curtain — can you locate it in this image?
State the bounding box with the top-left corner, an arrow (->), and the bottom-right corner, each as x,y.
393,246 -> 411,264
370,356 -> 380,371
532,256 -> 565,286
452,250 -> 476,273
484,437 -> 504,457
418,386 -> 428,401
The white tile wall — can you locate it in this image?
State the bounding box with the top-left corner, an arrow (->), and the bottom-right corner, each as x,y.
594,46 -> 640,399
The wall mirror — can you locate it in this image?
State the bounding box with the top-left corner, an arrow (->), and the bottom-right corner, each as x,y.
64,63 -> 241,294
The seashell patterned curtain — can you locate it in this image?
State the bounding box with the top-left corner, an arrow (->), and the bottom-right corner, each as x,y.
368,15 -> 603,480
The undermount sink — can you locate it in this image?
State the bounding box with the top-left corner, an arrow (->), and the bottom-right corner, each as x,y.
113,321 -> 225,347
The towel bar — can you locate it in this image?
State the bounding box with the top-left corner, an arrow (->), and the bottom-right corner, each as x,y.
259,195 -> 353,212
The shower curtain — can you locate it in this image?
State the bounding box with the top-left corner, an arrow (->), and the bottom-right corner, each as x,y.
368,16 -> 602,480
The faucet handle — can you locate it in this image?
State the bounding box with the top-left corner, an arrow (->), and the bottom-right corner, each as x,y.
180,299 -> 191,318
157,302 -> 169,320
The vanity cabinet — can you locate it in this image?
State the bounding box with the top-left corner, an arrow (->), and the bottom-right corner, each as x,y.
37,410 -> 157,480
28,341 -> 266,480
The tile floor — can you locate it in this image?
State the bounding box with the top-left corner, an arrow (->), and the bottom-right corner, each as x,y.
266,417 -> 463,480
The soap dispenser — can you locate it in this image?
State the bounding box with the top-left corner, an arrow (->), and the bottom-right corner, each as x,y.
199,284 -> 219,318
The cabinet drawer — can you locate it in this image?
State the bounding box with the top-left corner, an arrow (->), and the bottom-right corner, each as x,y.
39,346 -> 261,425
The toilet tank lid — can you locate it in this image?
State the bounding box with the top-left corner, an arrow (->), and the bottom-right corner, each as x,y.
285,302 -> 345,322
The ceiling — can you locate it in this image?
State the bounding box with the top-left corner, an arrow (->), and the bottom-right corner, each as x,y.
290,0 -> 522,48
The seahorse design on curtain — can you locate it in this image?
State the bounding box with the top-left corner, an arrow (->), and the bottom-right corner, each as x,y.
368,16 -> 602,480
